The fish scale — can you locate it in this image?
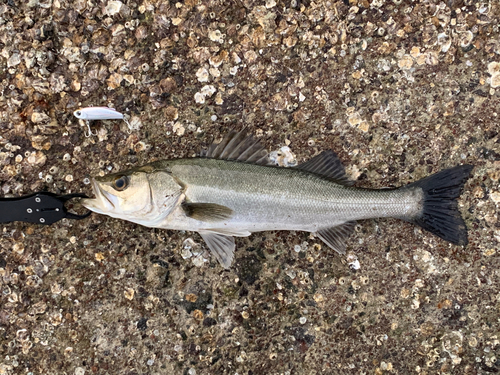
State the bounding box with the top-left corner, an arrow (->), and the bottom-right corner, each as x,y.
169,158 -> 421,233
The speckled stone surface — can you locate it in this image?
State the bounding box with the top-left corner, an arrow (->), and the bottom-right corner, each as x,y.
1,1 -> 499,374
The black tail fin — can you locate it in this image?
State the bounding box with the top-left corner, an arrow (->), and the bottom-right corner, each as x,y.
406,165 -> 473,246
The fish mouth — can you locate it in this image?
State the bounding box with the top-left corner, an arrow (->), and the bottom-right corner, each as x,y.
81,179 -> 116,214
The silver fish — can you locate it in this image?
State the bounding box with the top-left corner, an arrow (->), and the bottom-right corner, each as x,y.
82,130 -> 473,268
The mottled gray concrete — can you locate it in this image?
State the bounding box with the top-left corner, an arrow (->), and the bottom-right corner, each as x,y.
1,1 -> 499,374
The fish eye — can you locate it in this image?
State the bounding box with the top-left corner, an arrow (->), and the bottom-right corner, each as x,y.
75,111 -> 82,117
113,176 -> 129,191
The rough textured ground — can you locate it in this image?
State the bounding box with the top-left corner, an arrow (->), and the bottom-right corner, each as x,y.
1,0 -> 500,374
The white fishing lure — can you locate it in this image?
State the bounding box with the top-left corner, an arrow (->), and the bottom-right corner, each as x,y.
73,107 -> 124,120
73,107 -> 132,136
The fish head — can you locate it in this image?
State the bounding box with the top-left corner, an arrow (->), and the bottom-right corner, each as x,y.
82,165 -> 182,225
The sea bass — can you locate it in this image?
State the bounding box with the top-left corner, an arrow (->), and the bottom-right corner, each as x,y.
82,130 -> 473,268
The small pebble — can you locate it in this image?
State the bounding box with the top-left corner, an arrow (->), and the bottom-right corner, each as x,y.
13,243 -> 24,254
181,248 -> 192,259
192,255 -> 206,267
124,288 -> 135,300
313,293 -> 324,303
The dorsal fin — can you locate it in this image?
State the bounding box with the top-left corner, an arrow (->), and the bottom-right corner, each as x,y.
296,150 -> 353,186
204,129 -> 270,165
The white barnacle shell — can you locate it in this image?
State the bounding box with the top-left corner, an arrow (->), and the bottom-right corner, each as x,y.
488,62 -> 500,88
200,85 -> 216,97
105,0 -> 123,16
194,92 -> 205,104
269,146 -> 297,167
7,53 -> 21,68
31,112 -> 51,124
487,62 -> 500,76
208,29 -> 224,43
459,30 -> 474,48
437,33 -> 451,53
196,67 -> 209,82
490,74 -> 500,89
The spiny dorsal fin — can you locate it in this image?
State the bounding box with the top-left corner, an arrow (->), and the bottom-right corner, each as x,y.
204,129 -> 270,165
199,230 -> 235,268
316,221 -> 356,255
182,202 -> 233,222
296,150 -> 353,186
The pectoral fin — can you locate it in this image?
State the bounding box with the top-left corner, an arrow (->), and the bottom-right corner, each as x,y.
199,230 -> 235,268
316,221 -> 356,255
182,202 -> 233,222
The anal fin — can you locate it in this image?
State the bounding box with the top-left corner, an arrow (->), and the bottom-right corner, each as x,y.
316,221 -> 356,255
199,230 -> 235,268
